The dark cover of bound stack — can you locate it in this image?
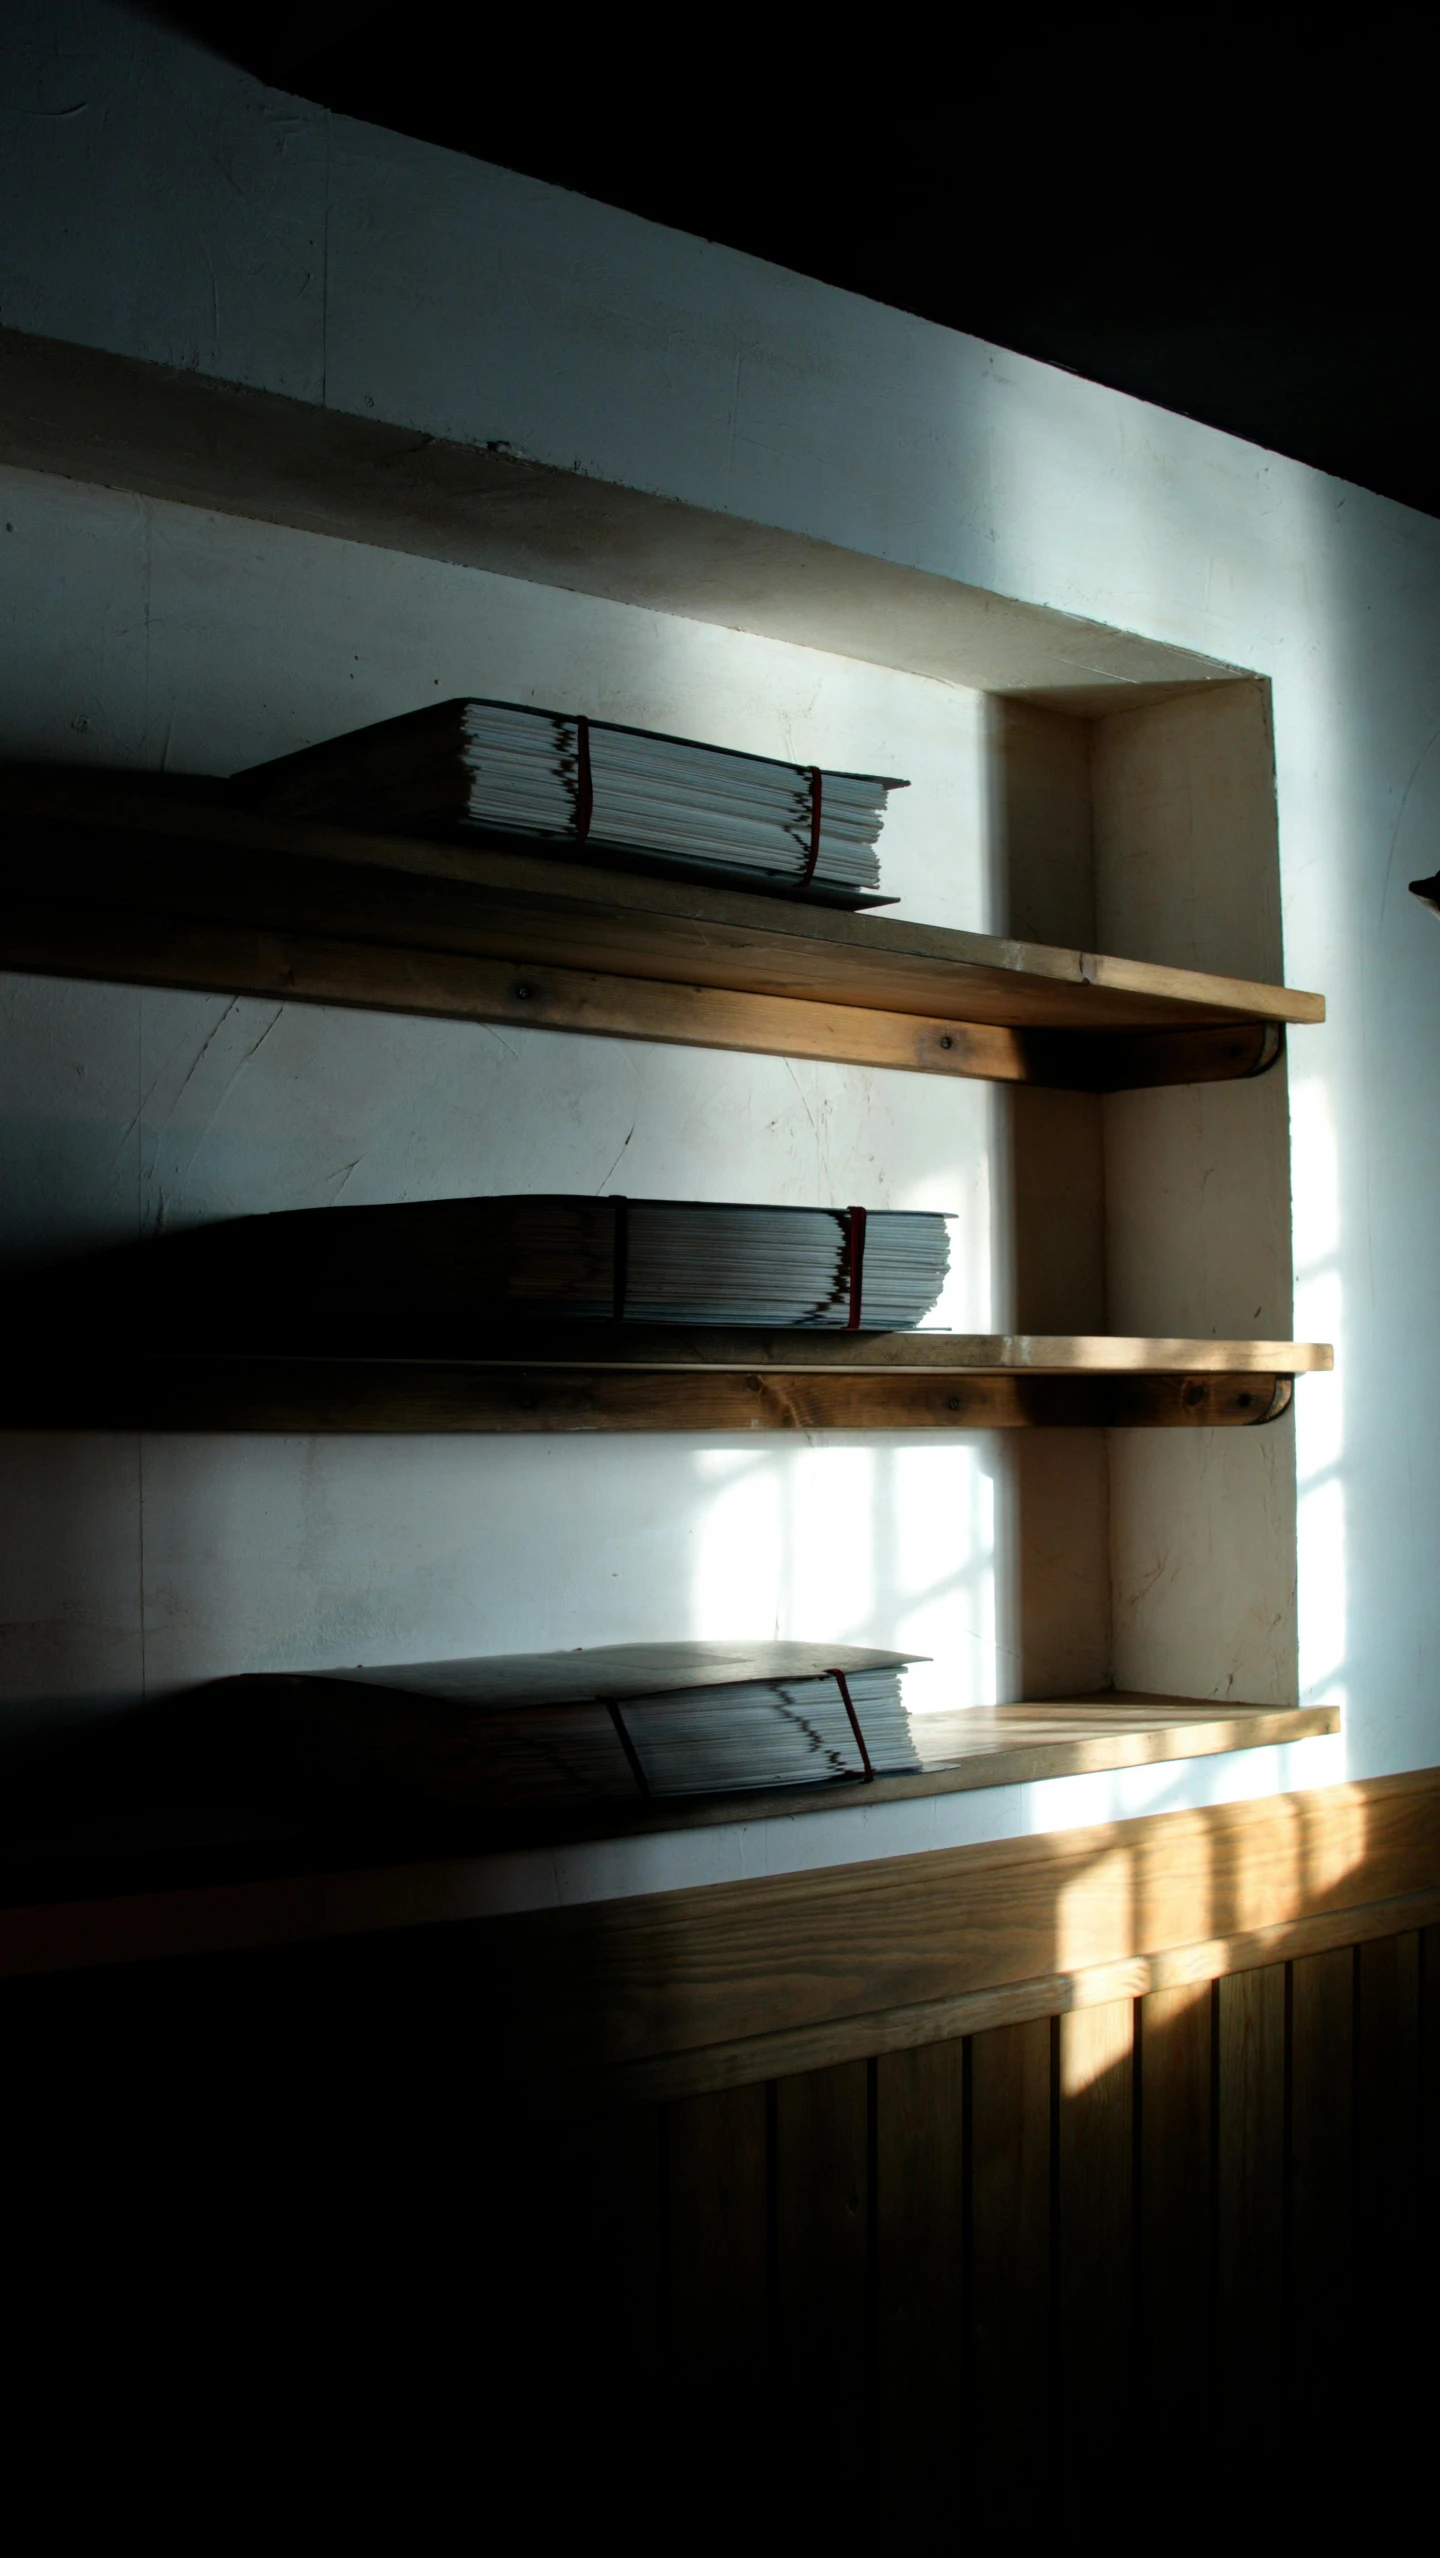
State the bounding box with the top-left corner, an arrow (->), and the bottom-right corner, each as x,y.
27,1196 -> 952,1354
0,1646 -> 950,1904
214,1641 -> 937,1813
235,699 -> 906,907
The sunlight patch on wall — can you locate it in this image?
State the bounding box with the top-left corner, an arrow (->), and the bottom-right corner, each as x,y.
687,1437 -> 1001,1708
1290,1073 -> 1346,1711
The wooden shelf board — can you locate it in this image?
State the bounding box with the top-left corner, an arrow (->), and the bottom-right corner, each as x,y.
0,769 -> 1323,1089
2,1353 -> 1318,1431
0,1699 -> 1340,1982
300,1327 -> 1332,1374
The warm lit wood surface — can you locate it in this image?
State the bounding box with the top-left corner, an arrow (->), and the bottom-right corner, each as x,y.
0,768 -> 1323,1087
0,1728 -> 1406,2023
478,1765 -> 1440,2105
0,1696 -> 1341,1980
261,1326 -> 1332,1374
7,1825 -> 1429,2461
484,1810 -> 1433,2453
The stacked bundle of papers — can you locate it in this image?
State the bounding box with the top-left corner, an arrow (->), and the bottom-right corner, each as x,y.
272,1641 -> 940,1809
239,698 -> 906,905
601,1198 -> 949,1328
619,1662 -> 925,1797
102,1196 -> 953,1341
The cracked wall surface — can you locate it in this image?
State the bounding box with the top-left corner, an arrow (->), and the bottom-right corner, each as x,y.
1,3 -> 1438,1903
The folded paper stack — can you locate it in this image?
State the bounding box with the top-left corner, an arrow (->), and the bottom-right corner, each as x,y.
56,1196 -> 953,1347
238,698 -> 906,905
257,1641 -> 941,1808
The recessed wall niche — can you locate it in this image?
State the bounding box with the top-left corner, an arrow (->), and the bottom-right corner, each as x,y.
993,678 -> 1296,1705
0,418 -> 1313,1761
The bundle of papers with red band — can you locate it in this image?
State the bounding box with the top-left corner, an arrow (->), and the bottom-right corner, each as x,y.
240,696 -> 906,904
281,1642 -> 940,1807
72,1196 -> 954,1342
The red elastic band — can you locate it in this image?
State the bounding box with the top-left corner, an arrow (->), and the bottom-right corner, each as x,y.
611,1195 -> 628,1322
605,1699 -> 651,1798
831,1669 -> 876,1783
575,715 -> 594,846
800,766 -> 823,886
846,1204 -> 867,1330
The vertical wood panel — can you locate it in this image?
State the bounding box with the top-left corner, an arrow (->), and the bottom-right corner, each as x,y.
514,1917 -> 1438,2448
874,2039 -> 965,2440
666,2083 -> 769,2380
1421,1927 -> 1440,2141
1356,1932 -> 1420,2367
1138,1982 -> 1211,2415
546,2103 -> 667,2374
1057,1998 -> 1134,2443
1287,1945 -> 1354,2393
969,2018 -> 1052,2455
1421,1927 -> 1440,2289
1217,1966 -> 1286,2377
773,2061 -> 870,2393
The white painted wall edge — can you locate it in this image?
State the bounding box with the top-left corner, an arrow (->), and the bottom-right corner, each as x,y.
0,326 -> 1241,709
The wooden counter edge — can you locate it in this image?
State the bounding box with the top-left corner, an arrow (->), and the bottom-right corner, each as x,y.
0,1701 -> 1340,1981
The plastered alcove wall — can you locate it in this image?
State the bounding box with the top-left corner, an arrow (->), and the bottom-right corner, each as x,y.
25,2 -> 1440,1892
997,682 -> 1296,1705
0,462 -> 1013,1746
0,452 -> 1298,1789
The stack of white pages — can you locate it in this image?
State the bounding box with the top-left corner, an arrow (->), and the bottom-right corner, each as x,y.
88,1196 -> 954,1341
239,698 -> 906,905
592,1199 -> 950,1328
267,1641 -> 942,1809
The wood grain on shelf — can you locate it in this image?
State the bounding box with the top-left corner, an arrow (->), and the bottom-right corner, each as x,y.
502,1760 -> 1438,2069
0,1700 -> 1346,1983
0,895 -> 1292,1092
0,1355 -> 1303,1432
312,1325 -> 1332,1373
0,770 -> 1324,1085
511,1769 -> 1440,2110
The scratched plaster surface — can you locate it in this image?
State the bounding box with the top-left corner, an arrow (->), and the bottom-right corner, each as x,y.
5,5 -> 1440,1893
0,463 -> 1008,1748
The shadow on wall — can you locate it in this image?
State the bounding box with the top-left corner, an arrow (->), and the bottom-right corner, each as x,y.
0,1431 -> 146,1743
0,459 -> 1012,1731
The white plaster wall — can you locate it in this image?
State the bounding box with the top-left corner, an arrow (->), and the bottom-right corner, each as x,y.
0,463 -> 1008,1739
5,4 -> 1440,1897
1096,686 -> 1298,1708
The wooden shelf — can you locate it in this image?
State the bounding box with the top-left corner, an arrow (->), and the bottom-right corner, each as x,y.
0,767 -> 1323,1091
0,1697 -> 1340,1981
2,1333 -> 1329,1432
320,1326 -> 1332,1372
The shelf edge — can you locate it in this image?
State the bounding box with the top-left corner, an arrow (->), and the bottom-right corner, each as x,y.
0,1703 -> 1339,1983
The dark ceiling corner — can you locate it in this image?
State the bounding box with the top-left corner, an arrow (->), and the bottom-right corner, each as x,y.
136,4 -> 389,83
134,4 -> 1440,520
